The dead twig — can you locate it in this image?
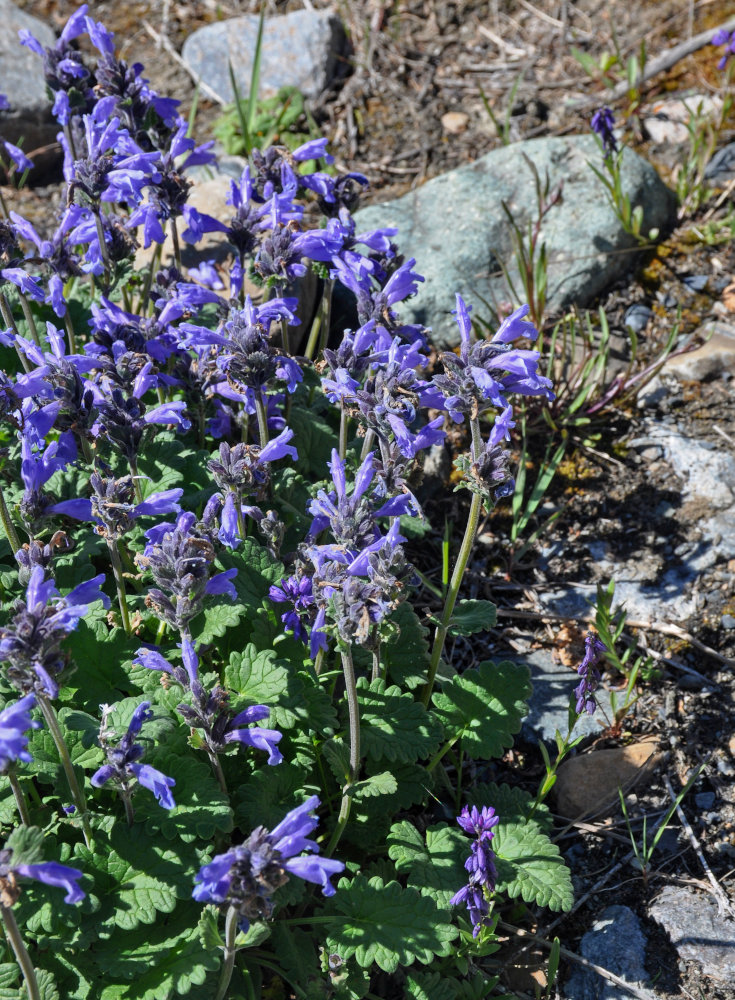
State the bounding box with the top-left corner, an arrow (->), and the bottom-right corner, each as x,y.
141,20 -> 226,106
494,607 -> 735,671
497,920 -> 656,1000
662,773 -> 735,919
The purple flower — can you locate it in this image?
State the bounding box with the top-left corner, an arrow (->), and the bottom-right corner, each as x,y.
8,861 -> 85,904
192,796 -> 344,930
450,804 -> 499,938
223,706 -> 283,765
573,633 -> 607,715
0,694 -> 40,771
2,141 -> 33,173
0,567 -> 109,698
591,106 -> 618,158
712,29 -> 735,70
91,700 -> 176,810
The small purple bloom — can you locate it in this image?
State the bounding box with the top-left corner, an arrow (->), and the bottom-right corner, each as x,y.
591,106 -> 618,158
450,803 -> 499,938
0,694 -> 39,772
12,861 -> 85,904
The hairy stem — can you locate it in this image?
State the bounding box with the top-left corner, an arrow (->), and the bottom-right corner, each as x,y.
17,292 -> 40,347
326,645 -> 360,856
255,391 -> 269,448
170,218 -> 182,271
37,694 -> 92,847
213,905 -> 239,1000
107,538 -> 132,636
1,904 -> 40,1000
0,486 -> 20,555
420,418 -> 484,708
7,770 -> 30,826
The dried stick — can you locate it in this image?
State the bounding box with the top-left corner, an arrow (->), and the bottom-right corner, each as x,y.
497,920 -> 656,1000
494,607 -> 735,671
662,774 -> 735,919
141,20 -> 226,106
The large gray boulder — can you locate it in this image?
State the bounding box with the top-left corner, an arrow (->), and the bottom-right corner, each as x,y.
182,9 -> 347,104
0,1 -> 56,161
355,135 -> 676,347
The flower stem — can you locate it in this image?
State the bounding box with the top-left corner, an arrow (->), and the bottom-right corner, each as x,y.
326,645 -> 360,856
7,770 -> 30,826
17,292 -> 40,347
64,310 -> 78,355
119,784 -> 135,826
208,751 -> 229,797
420,418 -> 484,708
128,456 -> 144,504
37,694 -> 92,847
213,905 -> 239,1000
107,538 -> 132,636
170,218 -> 182,271
255,391 -> 269,448
1,904 -> 40,1000
0,486 -> 20,555
339,402 -> 349,461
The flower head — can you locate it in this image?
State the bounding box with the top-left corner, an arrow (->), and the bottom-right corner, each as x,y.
712,29 -> 735,71
450,804 -> 498,938
591,106 -> 618,158
573,633 -> 607,715
192,796 -> 344,930
91,701 -> 176,809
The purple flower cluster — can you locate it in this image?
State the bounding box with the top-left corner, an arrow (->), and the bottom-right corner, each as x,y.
574,633 -> 607,715
134,639 -> 283,765
712,29 -> 735,70
0,567 -> 109,698
450,804 -> 500,938
192,795 -> 344,931
591,106 -> 618,159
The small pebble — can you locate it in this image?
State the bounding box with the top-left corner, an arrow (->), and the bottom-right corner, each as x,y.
695,792 -> 716,810
721,614 -> 735,630
717,758 -> 735,777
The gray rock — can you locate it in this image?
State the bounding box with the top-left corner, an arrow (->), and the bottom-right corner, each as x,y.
654,321 -> 735,381
650,886 -> 735,982
0,1 -> 57,163
565,905 -> 653,1000
354,135 -> 676,347
519,648 -> 614,744
645,423 -> 735,510
182,10 -> 347,104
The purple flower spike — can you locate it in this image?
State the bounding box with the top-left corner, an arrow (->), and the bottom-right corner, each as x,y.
450,803 -> 499,938
192,796 -> 344,931
573,633 -> 607,715
591,106 -> 618,158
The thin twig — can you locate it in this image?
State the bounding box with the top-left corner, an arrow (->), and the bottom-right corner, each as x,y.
713,423 -> 735,449
142,20 -> 227,106
497,921 -> 656,1000
494,607 -> 735,670
662,774 -> 735,919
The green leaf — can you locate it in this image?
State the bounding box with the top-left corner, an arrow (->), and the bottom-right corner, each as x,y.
74,823 -> 196,933
217,539 -> 284,610
387,821 -> 467,909
322,737 -> 351,785
198,906 -> 224,950
6,825 -> 45,865
351,771 -> 398,801
225,644 -> 305,730
382,603 -> 431,689
365,760 -> 433,811
233,762 -> 317,833
290,405 -> 336,478
467,782 -> 553,835
357,678 -> 443,764
93,901 -> 220,998
405,971 -> 458,1000
135,742 -> 233,843
0,964 -> 20,1000
491,817 -> 573,911
196,600 -> 246,644
23,969 -> 58,1000
324,875 -> 457,973
431,660 -> 531,759
447,599 -> 497,636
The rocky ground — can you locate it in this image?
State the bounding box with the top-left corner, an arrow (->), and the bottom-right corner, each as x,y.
5,1 -> 735,997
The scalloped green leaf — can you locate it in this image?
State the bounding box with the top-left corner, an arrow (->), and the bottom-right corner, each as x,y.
357,678 -> 443,764
74,823 -> 197,933
322,737 -> 351,785
447,599 -> 497,636
325,874 -> 457,973
405,971 -> 458,1000
93,901 -> 220,999
431,660 -> 531,759
225,644 -> 305,730
382,602 -> 431,689
233,762 -> 318,833
195,600 -> 246,643
467,782 -> 553,835
135,744 -> 233,843
351,771 -> 397,801
387,821 -> 467,909
492,819 -> 573,912
6,825 -> 45,865
0,964 -> 20,1000
216,539 -> 285,610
